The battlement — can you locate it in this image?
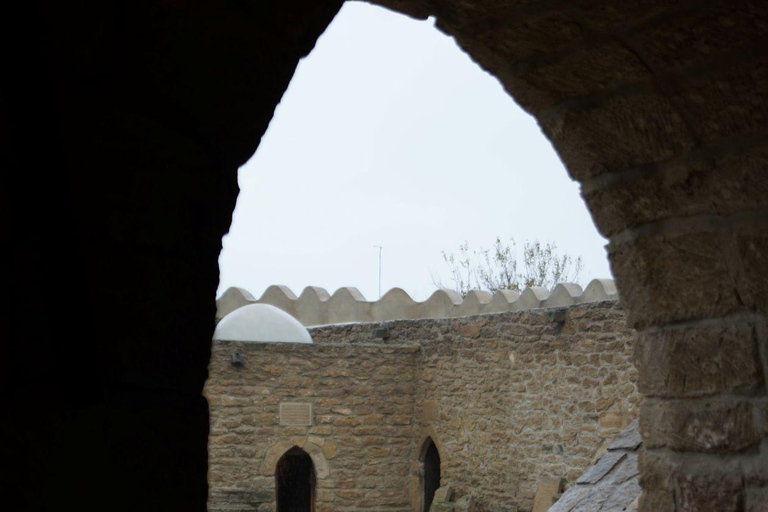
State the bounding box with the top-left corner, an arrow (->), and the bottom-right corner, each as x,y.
216,279 -> 618,326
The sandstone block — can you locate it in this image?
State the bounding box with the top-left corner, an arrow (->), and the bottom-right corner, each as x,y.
458,325 -> 481,338
323,442 -> 337,459
609,231 -> 743,329
746,487 -> 768,512
633,321 -> 763,397
738,233 -> 768,315
433,486 -> 454,503
454,495 -> 476,512
532,477 -> 562,512
677,471 -> 744,512
423,400 -> 439,422
599,411 -> 624,430
583,145 -> 768,238
543,93 -> 696,181
641,399 -> 759,452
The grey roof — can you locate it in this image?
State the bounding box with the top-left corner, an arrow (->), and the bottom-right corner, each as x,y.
549,421 -> 642,512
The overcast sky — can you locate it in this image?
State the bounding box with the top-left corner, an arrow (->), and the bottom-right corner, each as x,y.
217,2 -> 612,302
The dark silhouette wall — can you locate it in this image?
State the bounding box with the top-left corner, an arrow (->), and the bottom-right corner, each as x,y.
3,1 -> 766,511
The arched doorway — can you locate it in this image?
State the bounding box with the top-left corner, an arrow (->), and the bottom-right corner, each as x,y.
275,447 -> 316,512
422,438 -> 441,512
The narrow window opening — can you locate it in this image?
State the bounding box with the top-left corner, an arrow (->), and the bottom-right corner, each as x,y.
423,438 -> 441,512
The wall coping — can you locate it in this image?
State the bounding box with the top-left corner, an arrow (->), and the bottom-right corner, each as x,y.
216,279 -> 618,326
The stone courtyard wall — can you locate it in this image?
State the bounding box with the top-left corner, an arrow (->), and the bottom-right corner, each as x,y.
207,300 -> 640,512
207,342 -> 420,512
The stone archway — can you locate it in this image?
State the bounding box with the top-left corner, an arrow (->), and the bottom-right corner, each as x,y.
5,1 -> 766,511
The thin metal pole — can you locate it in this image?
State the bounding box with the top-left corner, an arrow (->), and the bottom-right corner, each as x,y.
374,245 -> 382,298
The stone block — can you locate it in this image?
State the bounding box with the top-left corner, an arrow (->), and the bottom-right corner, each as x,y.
433,486 -> 454,503
637,449 -> 680,508
671,58 -> 768,143
609,231 -> 743,329
532,477 -> 562,512
516,42 -> 650,105
454,495 -> 476,512
738,233 -> 768,315
626,2 -> 768,72
583,144 -> 768,237
469,9 -> 590,65
599,411 -> 624,430
637,488 -> 676,512
677,471 -> 744,512
542,93 -> 697,181
633,321 -> 763,397
746,487 -> 768,512
641,399 -> 759,453
761,402 -> 768,436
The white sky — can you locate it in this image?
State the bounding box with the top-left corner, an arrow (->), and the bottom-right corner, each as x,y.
217,2 -> 612,302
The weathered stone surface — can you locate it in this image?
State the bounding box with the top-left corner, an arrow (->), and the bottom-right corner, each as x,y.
454,494 -> 476,512
532,477 -> 562,512
583,143 -> 768,238
609,231 -> 744,329
738,234 -> 768,315
641,399 -> 760,453
745,487 -> 768,512
634,322 -> 764,397
677,471 -> 744,512
434,486 -> 455,503
761,402 -> 768,436
208,302 -> 640,512
542,93 -> 697,181
422,400 -> 439,422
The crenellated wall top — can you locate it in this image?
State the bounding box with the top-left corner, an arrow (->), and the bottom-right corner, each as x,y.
216,279 -> 618,327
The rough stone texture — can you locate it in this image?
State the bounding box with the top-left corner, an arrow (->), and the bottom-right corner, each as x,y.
640,399 -> 760,453
633,321 -> 764,398
206,341 -> 420,512
311,302 -> 640,511
455,495 -> 476,512
206,302 -> 638,512
434,487 -> 455,503
609,231 -> 744,330
532,477 -> 562,512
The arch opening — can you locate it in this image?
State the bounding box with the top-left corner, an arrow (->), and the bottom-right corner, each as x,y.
421,437 -> 441,512
275,447 -> 316,512
217,1 -> 611,303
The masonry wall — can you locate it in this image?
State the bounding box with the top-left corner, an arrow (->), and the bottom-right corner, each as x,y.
313,300 -> 640,511
206,342 -> 420,512
208,300 -> 640,512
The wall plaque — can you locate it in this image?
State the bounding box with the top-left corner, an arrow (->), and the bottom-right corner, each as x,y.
279,402 -> 313,426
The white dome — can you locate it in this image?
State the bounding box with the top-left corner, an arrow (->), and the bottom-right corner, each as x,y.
213,304 -> 312,343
